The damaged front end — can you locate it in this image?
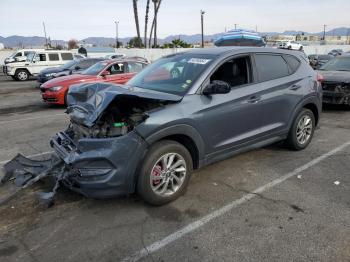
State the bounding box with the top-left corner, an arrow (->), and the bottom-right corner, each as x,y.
1,83 -> 181,206
322,81 -> 350,105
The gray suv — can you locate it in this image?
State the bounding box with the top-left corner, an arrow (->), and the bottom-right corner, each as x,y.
50,47 -> 322,205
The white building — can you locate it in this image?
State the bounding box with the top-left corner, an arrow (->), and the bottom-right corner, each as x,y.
0,43 -> 5,50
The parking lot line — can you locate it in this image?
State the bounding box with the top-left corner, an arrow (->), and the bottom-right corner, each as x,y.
121,140 -> 350,262
0,113 -> 65,124
0,151 -> 53,165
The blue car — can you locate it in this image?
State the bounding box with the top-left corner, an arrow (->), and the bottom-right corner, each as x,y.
37,58 -> 104,83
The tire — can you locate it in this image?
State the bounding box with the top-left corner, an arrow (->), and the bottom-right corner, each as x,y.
285,109 -> 315,150
137,140 -> 193,205
15,69 -> 29,81
288,46 -> 292,50
299,46 -> 303,50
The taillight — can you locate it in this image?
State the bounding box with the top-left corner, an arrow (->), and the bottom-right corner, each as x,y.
317,73 -> 324,82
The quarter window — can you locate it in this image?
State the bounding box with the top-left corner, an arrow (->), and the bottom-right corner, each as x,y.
48,53 -> 59,61
283,55 -> 300,73
61,53 -> 73,60
255,54 -> 290,82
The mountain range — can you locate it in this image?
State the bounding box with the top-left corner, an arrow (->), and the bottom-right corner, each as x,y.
1,27 -> 349,48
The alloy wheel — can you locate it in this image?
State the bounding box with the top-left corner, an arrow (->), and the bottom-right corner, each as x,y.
296,115 -> 313,145
150,152 -> 187,197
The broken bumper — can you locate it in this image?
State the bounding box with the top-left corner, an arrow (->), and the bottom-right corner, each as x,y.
50,131 -> 147,198
322,91 -> 350,105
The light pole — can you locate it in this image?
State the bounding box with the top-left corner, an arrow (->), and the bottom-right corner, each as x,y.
115,21 -> 119,48
200,10 -> 205,48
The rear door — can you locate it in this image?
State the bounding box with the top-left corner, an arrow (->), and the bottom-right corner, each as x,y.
47,53 -> 62,68
252,53 -> 305,135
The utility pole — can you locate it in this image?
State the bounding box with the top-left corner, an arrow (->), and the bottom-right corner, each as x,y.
42,22 -> 48,48
323,24 -> 327,41
234,24 -> 237,30
114,21 -> 119,48
255,25 -> 258,33
200,10 -> 205,48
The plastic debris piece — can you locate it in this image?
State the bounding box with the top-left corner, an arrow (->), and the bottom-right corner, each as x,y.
334,181 -> 340,185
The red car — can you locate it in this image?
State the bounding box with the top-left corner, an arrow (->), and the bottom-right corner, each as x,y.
40,58 -> 148,105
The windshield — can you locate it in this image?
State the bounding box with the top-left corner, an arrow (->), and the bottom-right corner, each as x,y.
126,53 -> 216,95
320,57 -> 350,71
61,60 -> 78,70
81,61 -> 108,75
26,52 -> 36,62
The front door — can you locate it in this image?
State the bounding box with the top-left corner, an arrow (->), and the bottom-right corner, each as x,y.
30,53 -> 49,75
194,55 -> 266,155
103,62 -> 129,84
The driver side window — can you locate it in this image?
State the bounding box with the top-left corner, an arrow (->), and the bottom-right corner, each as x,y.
107,63 -> 124,75
210,56 -> 251,88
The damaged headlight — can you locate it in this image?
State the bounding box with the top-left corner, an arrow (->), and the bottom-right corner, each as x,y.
49,86 -> 63,92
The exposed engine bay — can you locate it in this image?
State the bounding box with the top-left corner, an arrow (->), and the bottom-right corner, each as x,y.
68,96 -> 165,140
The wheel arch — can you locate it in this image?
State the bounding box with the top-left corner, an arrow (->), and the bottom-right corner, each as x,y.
288,95 -> 321,130
144,124 -> 205,170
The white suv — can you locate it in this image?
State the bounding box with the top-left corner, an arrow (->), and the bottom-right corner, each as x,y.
5,50 -> 74,81
278,41 -> 303,50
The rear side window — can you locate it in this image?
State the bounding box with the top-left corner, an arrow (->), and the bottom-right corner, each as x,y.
128,62 -> 146,73
283,55 -> 300,73
255,54 -> 290,82
48,53 -> 59,61
61,53 -> 73,60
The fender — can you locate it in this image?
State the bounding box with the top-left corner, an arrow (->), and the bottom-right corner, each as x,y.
287,94 -> 322,130
144,124 -> 206,163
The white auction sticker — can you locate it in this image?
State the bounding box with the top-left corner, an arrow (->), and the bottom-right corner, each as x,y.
188,58 -> 211,64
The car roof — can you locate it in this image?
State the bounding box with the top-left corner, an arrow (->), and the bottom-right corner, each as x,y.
175,47 -> 303,56
102,57 -> 148,65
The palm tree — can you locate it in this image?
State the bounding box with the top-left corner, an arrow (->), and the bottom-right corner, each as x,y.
144,0 -> 150,48
132,0 -> 141,47
148,0 -> 162,48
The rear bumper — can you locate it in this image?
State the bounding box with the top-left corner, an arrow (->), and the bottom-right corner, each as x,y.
50,131 -> 147,198
322,90 -> 350,105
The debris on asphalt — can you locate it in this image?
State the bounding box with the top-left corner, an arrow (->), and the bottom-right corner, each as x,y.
334,181 -> 340,185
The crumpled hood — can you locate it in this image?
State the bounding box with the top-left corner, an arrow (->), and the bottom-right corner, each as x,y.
317,70 -> 350,83
66,82 -> 183,127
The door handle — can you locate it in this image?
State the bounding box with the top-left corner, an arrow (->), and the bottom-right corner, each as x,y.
247,95 -> 261,103
290,84 -> 301,91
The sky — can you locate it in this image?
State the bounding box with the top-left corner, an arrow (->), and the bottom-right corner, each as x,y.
0,0 -> 349,40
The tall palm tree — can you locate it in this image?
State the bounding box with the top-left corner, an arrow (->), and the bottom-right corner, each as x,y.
144,0 -> 150,48
132,0 -> 141,47
148,0 -> 162,48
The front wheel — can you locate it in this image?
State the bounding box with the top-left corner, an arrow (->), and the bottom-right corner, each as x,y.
137,140 -> 193,205
15,69 -> 29,81
286,109 -> 315,150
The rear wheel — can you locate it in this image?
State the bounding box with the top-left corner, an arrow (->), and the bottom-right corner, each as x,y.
15,69 -> 29,81
286,109 -> 315,150
288,46 -> 292,50
299,46 -> 303,50
137,140 -> 193,205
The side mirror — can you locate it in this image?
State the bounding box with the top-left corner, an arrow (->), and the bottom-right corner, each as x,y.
74,66 -> 81,70
203,80 -> 231,95
100,71 -> 110,78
